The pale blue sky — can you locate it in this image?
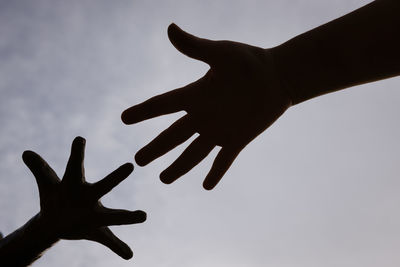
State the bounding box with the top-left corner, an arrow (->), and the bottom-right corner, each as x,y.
1,0 -> 399,266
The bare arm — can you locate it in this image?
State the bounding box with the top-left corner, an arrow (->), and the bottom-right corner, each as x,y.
0,137 -> 146,266
274,0 -> 400,104
0,214 -> 58,267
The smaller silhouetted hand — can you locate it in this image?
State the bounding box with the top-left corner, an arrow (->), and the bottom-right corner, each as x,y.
122,24 -> 292,190
21,136 -> 146,259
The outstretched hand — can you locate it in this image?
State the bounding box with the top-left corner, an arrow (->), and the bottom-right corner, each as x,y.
122,24 -> 292,190
22,136 -> 146,259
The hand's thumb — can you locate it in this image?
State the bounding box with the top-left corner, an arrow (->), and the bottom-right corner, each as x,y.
168,23 -> 214,63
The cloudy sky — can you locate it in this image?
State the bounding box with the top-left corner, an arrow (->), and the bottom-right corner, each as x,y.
1,0 -> 399,266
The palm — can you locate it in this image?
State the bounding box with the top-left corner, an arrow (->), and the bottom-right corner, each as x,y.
22,137 -> 146,259
122,24 -> 291,190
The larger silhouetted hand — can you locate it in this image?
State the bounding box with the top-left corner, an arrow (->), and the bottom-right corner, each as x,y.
0,136 -> 146,267
122,24 -> 292,190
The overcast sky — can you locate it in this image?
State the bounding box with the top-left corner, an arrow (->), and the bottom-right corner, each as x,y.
1,0 -> 400,266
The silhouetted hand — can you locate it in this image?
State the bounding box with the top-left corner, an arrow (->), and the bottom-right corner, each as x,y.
22,136 -> 146,259
122,24 -> 292,190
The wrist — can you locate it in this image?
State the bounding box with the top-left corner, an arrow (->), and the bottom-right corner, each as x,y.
265,47 -> 294,106
35,213 -> 61,242
0,213 -> 59,266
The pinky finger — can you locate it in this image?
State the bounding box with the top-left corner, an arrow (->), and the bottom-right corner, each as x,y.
203,146 -> 241,190
86,227 -> 133,260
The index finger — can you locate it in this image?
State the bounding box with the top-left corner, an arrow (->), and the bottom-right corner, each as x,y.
121,84 -> 195,125
62,136 -> 86,184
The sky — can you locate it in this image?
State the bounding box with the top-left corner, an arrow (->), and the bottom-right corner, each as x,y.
0,0 -> 399,266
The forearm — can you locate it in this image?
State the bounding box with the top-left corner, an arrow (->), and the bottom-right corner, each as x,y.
273,0 -> 400,104
0,214 -> 59,267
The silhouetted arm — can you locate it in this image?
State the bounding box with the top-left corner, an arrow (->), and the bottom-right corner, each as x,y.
274,0 -> 400,104
121,0 -> 400,190
0,214 -> 58,267
0,137 -> 146,267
